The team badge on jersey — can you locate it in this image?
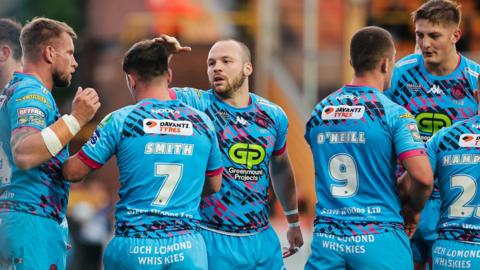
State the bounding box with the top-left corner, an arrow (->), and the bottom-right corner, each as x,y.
17,107 -> 45,117
459,134 -> 480,148
143,119 -> 193,136
408,123 -> 422,142
321,105 -> 365,120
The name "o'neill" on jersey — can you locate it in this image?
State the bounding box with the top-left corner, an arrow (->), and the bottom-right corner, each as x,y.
143,119 -> 193,136
321,105 -> 365,120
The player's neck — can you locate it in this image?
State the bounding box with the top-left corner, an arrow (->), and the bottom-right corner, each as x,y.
134,84 -> 172,102
22,62 -> 53,90
216,85 -> 250,108
0,61 -> 21,88
350,73 -> 384,92
424,51 -> 460,76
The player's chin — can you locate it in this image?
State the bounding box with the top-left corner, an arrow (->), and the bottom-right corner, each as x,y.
423,57 -> 439,66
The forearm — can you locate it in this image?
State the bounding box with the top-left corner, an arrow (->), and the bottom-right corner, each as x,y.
12,115 -> 80,170
397,172 -> 411,204
401,155 -> 434,211
63,154 -> 92,182
271,153 -> 299,223
409,179 -> 433,211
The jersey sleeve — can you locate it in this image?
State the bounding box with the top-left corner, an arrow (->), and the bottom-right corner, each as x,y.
8,87 -> 54,133
78,112 -> 121,169
273,107 -> 288,155
388,105 -> 426,161
204,116 -> 223,176
172,87 -> 206,111
425,130 -> 444,174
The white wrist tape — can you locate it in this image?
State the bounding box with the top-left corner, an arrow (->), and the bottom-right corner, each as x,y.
41,127 -> 63,156
284,209 -> 299,215
62,114 -> 81,136
288,222 -> 300,228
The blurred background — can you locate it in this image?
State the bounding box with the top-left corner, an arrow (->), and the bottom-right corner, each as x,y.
3,0 -> 480,269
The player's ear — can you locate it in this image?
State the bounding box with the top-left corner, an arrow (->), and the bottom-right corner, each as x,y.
0,45 -> 11,62
243,62 -> 253,76
452,28 -> 462,44
167,68 -> 172,84
44,45 -> 55,64
474,90 -> 479,103
380,58 -> 388,74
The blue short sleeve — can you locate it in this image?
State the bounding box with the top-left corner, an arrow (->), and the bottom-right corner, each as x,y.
387,103 -> 426,159
274,107 -> 288,153
8,87 -> 54,132
204,116 -> 223,172
80,112 -> 122,168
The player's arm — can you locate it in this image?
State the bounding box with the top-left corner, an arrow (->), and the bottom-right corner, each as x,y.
202,118 -> 224,196
270,149 -> 304,255
400,155 -> 434,211
11,87 -> 100,170
202,169 -> 223,196
63,112 -> 118,182
397,156 -> 433,238
62,152 -> 92,182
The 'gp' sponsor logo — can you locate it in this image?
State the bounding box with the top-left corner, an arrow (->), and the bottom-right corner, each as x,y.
321,105 -> 365,120
415,112 -> 451,134
228,143 -> 265,169
459,134 -> 480,148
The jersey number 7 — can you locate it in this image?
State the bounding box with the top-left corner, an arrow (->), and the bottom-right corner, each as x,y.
152,163 -> 183,207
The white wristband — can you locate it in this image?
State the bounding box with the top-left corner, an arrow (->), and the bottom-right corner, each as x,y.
62,114 -> 81,135
284,209 -> 299,215
41,127 -> 63,156
288,222 -> 300,228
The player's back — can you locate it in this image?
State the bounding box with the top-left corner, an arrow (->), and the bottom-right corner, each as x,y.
80,98 -> 221,238
427,116 -> 480,242
305,85 -> 424,228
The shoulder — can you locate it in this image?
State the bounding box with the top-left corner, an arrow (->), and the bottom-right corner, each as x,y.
394,54 -> 422,72
252,93 -> 287,118
378,92 -> 410,117
182,102 -> 213,123
104,105 -> 135,123
9,80 -> 53,109
461,54 -> 480,78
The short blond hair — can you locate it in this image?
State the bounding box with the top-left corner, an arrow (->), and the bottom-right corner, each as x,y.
20,17 -> 77,61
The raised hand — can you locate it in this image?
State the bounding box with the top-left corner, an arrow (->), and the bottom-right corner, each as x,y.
71,86 -> 101,127
154,34 -> 192,54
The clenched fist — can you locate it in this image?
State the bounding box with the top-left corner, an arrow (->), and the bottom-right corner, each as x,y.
71,86 -> 101,127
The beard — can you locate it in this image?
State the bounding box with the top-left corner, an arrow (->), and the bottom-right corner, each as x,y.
211,70 -> 246,99
53,70 -> 71,87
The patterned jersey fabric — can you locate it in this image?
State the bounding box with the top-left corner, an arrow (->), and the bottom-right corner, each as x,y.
173,88 -> 288,233
0,72 -> 69,223
79,97 -> 223,238
426,116 -> 480,243
305,85 -> 425,236
385,53 -> 480,198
